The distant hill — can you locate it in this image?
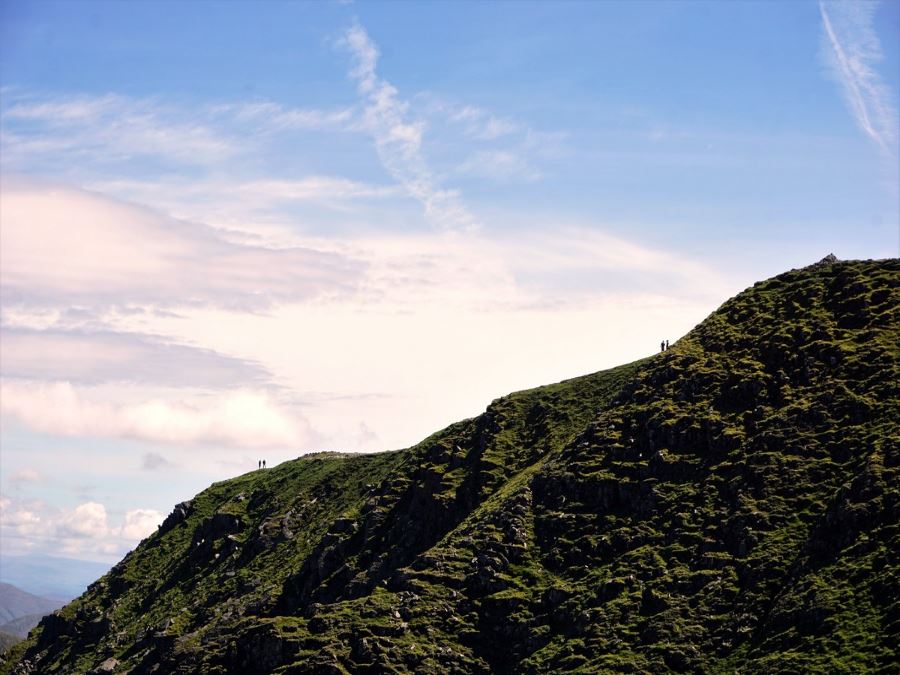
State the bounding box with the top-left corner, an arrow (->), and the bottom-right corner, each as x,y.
0,555 -> 110,601
0,584 -> 61,655
0,633 -> 19,656
0,585 -> 60,627
0,615 -> 48,641
3,258 -> 898,673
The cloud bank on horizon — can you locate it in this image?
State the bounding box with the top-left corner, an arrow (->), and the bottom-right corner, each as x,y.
1,1 -> 897,562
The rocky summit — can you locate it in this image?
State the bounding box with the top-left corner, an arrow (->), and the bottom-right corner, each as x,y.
3,258 -> 898,674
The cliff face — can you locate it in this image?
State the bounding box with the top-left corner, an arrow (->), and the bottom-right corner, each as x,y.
5,258 -> 898,674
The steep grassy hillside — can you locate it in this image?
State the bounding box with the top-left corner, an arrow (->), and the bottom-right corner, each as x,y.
527,257 -> 899,672
3,354 -> 640,674
4,257 -> 898,674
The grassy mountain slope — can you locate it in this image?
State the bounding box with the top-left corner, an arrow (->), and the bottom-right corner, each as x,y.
4,257 -> 898,674
4,354 -> 640,674
526,257 -> 899,672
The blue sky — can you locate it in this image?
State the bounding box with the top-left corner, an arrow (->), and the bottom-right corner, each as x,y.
1,0 -> 898,569
4,0 -> 897,250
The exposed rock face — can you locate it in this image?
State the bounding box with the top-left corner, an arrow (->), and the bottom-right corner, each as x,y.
813,253 -> 839,266
158,500 -> 194,535
4,258 -> 898,674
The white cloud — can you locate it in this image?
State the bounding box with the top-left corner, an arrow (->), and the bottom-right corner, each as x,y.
1,381 -> 314,449
1,495 -> 165,559
58,502 -> 110,539
0,172 -> 733,455
120,509 -> 165,540
0,496 -> 44,538
119,222 -> 736,455
7,468 -> 42,485
0,178 -> 366,311
340,23 -> 478,230
501,226 -> 726,297
327,225 -> 730,313
819,1 -> 898,156
0,327 -> 271,388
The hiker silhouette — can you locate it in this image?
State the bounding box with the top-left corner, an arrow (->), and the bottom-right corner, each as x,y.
660,341 -> 665,353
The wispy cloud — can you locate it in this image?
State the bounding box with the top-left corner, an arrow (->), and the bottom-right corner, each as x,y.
7,469 -> 42,485
230,177 -> 400,202
89,175 -> 400,212
819,1 -> 898,158
445,104 -> 521,140
0,178 -> 366,311
1,86 -> 562,225
208,100 -> 353,132
340,22 -> 478,230
0,92 -> 356,173
457,150 -> 542,183
0,327 -> 271,388
2,94 -> 236,166
416,96 -> 567,184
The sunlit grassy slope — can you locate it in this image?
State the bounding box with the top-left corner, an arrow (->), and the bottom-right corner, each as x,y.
4,257 -> 898,674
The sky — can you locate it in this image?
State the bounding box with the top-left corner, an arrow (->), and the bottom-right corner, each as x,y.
1,0 -> 898,567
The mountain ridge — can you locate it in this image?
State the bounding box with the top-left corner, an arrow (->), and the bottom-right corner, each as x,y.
0,584 -> 61,628
4,257 -> 898,674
